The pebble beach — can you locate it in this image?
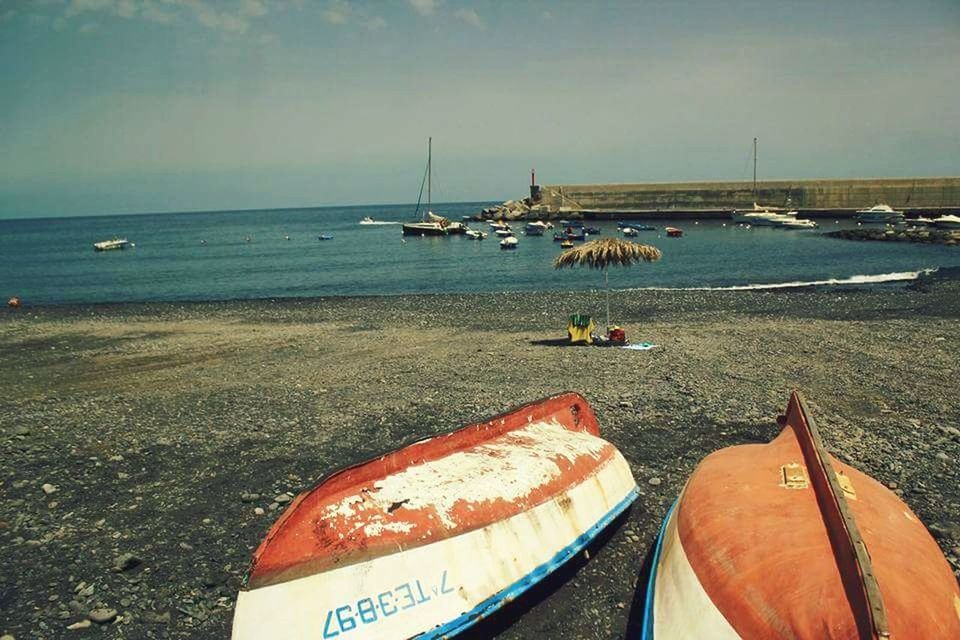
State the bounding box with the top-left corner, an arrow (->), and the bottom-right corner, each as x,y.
2,274 -> 959,639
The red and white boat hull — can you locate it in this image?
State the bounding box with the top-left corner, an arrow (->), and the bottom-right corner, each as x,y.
233,393 -> 638,639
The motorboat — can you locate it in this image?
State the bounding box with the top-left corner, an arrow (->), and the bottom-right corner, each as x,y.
359,216 -> 375,225
778,218 -> 819,230
93,238 -> 132,251
233,393 -> 637,640
931,214 -> 960,229
665,227 -> 683,237
559,239 -> 575,248
494,228 -> 514,237
464,229 -> 487,240
524,222 -> 546,236
642,391 -> 960,639
855,204 -> 905,224
318,235 -> 334,241
499,236 -> 518,250
622,227 -> 639,237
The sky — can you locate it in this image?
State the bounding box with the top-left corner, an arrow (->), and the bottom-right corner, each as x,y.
1,0 -> 958,219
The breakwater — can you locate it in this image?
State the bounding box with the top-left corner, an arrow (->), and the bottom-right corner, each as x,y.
534,177 -> 960,219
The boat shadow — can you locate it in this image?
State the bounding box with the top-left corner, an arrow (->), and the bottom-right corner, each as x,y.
458,506 -> 635,639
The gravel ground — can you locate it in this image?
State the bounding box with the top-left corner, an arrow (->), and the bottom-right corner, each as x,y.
2,273 -> 959,639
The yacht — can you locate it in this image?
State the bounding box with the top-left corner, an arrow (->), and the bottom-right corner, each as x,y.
855,204 -> 905,224
401,138 -> 467,237
930,214 -> 960,230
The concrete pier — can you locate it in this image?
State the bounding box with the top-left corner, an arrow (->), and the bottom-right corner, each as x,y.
536,177 -> 960,219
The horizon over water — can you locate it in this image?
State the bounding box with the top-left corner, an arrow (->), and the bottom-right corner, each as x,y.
1,202 -> 958,306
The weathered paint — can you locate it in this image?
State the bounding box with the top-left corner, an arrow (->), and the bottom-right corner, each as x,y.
233,392 -> 637,640
644,392 -> 960,639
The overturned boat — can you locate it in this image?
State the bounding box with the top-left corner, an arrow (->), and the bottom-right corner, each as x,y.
643,391 -> 960,639
233,392 -> 638,640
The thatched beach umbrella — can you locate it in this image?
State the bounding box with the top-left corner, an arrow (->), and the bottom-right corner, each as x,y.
554,237 -> 662,328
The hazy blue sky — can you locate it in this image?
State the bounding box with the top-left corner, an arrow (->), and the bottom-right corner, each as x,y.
1,0 -> 958,218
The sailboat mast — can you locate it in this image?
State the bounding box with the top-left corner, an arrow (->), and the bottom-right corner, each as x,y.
753,137 -> 758,195
428,137 -> 432,210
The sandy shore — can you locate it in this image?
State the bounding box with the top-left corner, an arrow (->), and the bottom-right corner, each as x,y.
2,275 -> 959,639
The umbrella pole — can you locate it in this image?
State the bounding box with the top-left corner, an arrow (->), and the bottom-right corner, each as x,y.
604,267 -> 610,328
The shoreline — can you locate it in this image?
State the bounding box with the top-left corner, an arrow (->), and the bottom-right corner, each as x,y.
5,265 -> 957,313
2,279 -> 958,639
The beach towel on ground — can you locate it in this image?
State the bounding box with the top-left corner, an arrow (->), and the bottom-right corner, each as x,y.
622,342 -> 657,350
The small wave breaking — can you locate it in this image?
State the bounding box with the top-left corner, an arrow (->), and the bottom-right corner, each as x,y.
633,268 -> 939,292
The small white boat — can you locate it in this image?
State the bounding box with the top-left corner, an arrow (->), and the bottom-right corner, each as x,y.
464,229 -> 487,240
494,228 -> 513,237
778,218 -> 819,229
931,214 -> 960,229
93,238 -> 131,251
359,216 -> 376,225
622,227 -> 639,237
499,236 -> 518,250
855,204 -> 905,224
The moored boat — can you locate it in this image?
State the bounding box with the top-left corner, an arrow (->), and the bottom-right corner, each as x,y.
931,214 -> 960,229
499,236 -> 518,250
622,226 -> 639,237
233,393 -> 638,640
524,222 -> 545,236
665,227 -> 683,237
464,229 -> 487,240
495,228 -> 514,237
401,138 -> 466,237
855,204 -> 905,225
642,391 -> 960,639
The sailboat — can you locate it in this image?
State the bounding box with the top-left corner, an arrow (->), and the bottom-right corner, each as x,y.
401,138 -> 466,237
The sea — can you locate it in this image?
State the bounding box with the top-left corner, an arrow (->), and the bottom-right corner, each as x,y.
1,202 -> 958,305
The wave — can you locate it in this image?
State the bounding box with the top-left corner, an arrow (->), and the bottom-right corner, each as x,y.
633,268 -> 939,292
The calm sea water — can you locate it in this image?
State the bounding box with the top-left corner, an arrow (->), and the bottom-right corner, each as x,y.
1,202 -> 958,305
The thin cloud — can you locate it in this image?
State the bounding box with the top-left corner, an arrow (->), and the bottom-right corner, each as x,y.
364,15 -> 386,30
322,0 -> 349,25
52,0 -> 271,34
408,0 -> 439,16
454,7 -> 483,29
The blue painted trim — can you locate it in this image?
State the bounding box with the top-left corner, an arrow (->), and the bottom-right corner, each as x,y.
418,486 -> 640,640
640,500 -> 678,640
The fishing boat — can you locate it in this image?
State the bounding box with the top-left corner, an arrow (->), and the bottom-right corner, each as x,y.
401,138 -> 466,237
642,391 -> 960,639
855,204 -> 905,225
93,238 -> 131,251
665,227 -> 683,237
233,393 -> 638,640
499,236 -> 518,250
